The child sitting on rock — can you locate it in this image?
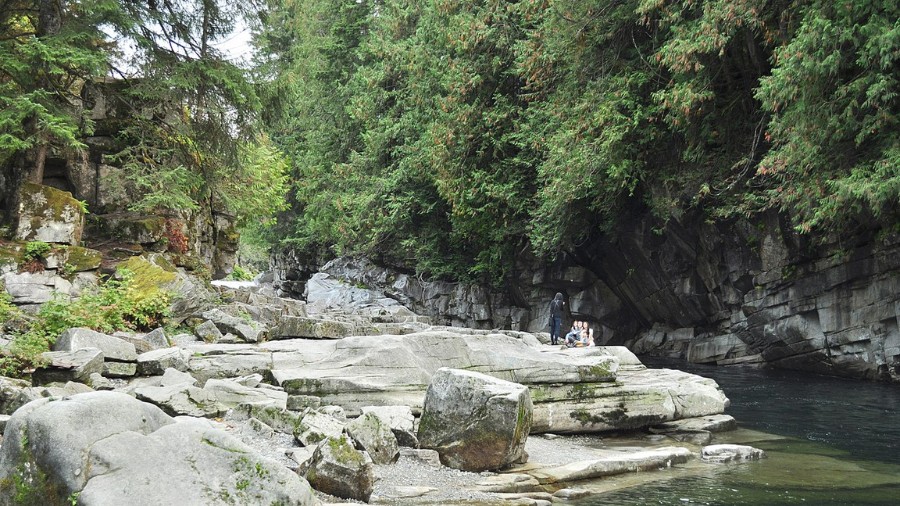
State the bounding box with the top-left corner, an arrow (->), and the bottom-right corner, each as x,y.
564,321 -> 582,347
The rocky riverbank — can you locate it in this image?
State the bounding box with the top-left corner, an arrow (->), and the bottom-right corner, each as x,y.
0,273 -> 760,505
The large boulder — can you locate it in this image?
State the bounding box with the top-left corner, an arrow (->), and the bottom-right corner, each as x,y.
418,368 -> 532,472
294,410 -> 345,447
344,412 -> 399,464
201,309 -> 267,343
360,405 -> 418,448
54,328 -> 137,362
32,348 -> 104,385
15,183 -> 85,245
0,391 -> 316,505
136,348 -> 190,376
303,435 -> 374,502
0,392 -> 172,503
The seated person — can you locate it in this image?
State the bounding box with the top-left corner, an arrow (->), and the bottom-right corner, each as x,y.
581,321 -> 593,346
565,321 -> 582,347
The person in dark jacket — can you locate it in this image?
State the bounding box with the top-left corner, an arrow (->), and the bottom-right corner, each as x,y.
548,293 -> 565,345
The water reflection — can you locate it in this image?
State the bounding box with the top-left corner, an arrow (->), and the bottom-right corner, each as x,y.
572,361 -> 900,506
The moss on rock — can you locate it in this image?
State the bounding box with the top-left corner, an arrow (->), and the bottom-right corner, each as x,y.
116,255 -> 177,296
61,246 -> 102,272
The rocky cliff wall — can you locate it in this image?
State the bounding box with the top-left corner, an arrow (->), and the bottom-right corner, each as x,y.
273,212 -> 899,382
2,79 -> 237,279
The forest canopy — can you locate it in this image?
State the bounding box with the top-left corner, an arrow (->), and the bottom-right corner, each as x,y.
3,0 -> 897,285
255,0 -> 898,284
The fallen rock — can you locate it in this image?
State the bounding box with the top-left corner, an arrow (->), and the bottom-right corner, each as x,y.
136,347 -> 191,376
701,444 -> 766,463
102,361 -> 137,378
269,316 -> 353,340
418,368 -> 532,472
194,320 -> 223,343
399,448 -> 442,467
0,391 -> 172,501
134,383 -> 225,418
141,327 -> 169,349
203,378 -> 288,410
303,434 -> 374,502
200,309 -> 267,343
527,446 -> 693,484
235,404 -> 304,434
32,348 -> 104,385
344,412 -> 400,464
294,410 -> 345,446
15,182 -> 85,245
54,327 -> 137,362
360,405 -> 418,448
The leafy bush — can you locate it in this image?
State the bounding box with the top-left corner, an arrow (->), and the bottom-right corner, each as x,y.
0,269 -> 171,377
22,241 -> 50,262
226,265 -> 254,281
0,285 -> 18,324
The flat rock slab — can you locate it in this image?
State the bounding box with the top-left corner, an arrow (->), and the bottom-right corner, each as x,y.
33,348 -> 104,385
701,444 -> 766,463
54,327 -> 137,362
525,446 -> 694,484
270,316 -> 354,340
650,414 -> 737,434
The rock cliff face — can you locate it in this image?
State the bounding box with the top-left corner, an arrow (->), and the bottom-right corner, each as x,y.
273,212 -> 899,382
2,79 -> 237,279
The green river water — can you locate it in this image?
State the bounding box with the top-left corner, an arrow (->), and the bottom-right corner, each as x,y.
570,362 -> 900,506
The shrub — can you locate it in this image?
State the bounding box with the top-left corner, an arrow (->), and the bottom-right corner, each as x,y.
20,241 -> 51,273
226,265 -> 254,281
0,268 -> 172,378
22,241 -> 50,262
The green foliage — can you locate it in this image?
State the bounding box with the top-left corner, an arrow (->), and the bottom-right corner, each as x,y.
226,265 -> 255,281
0,284 -> 19,324
0,0 -> 111,167
258,0 -> 899,283
0,268 -> 171,377
22,241 -> 50,262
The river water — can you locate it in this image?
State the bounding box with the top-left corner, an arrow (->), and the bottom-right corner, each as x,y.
572,361 -> 900,505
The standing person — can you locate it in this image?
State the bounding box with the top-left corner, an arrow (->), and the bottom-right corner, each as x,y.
548,293 -> 566,345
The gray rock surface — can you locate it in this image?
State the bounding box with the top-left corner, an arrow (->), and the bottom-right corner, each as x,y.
194,319 -> 223,342
201,309 -> 267,343
54,327 -> 137,362
294,410 -> 345,447
701,444 -> 767,463
526,446 -> 694,484
133,383 -> 225,418
345,412 -> 400,464
136,347 -> 190,376
265,332 -> 727,433
32,348 -> 104,385
203,378 -> 288,410
361,405 -> 418,448
0,391 -> 316,505
15,183 -> 85,245
418,368 -> 532,472
277,218 -> 899,382
303,434 -> 375,502
141,327 -> 169,349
